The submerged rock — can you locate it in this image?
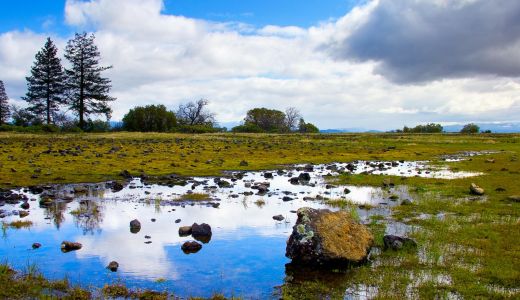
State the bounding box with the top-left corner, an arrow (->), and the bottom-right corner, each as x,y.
32,243 -> 41,249
286,207 -> 373,266
470,183 -> 485,195
61,241 -> 82,252
383,235 -> 417,251
107,261 -> 119,272
181,241 -> 202,254
130,219 -> 141,234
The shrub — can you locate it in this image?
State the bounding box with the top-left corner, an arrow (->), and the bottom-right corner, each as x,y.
460,123 -> 480,134
123,104 -> 177,132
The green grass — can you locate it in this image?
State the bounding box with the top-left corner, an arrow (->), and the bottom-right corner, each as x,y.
177,193 -> 211,202
0,132 -> 518,299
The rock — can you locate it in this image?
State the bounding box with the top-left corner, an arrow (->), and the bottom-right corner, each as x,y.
273,215 -> 284,221
286,207 -> 373,266
107,261 -> 119,272
181,241 -> 202,254
239,160 -> 249,166
175,219 -> 181,223
507,195 -> 520,202
178,226 -> 192,236
32,243 -> 41,249
383,235 -> 417,251
191,223 -> 212,243
20,202 -> 30,209
283,196 -> 294,202
289,177 -> 300,184
61,241 -> 82,252
470,183 -> 485,195
400,199 -> 412,205
109,182 -> 124,192
304,164 -> 314,172
19,210 -> 29,218
130,219 -> 141,234
263,172 -> 274,179
298,173 -> 311,182
73,186 -> 88,194
485,159 -> 495,163
344,188 -> 351,194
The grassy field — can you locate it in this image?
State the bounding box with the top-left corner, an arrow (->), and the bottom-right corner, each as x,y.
0,132 -> 519,299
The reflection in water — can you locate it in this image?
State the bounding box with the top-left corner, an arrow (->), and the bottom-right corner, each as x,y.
43,200 -> 69,230
0,159 -> 478,298
71,200 -> 104,235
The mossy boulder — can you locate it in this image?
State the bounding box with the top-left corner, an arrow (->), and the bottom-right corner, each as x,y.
286,207 -> 373,266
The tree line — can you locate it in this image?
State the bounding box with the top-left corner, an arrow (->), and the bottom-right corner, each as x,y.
0,33 -> 114,131
394,123 -> 485,134
121,101 -> 319,134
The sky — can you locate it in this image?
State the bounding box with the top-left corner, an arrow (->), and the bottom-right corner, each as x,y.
1,0 -> 519,130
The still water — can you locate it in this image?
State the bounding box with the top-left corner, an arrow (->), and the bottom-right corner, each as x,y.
0,159 -> 480,298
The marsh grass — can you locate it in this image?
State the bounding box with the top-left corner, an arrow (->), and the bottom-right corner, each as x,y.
177,193 -> 211,202
3,220 -> 33,229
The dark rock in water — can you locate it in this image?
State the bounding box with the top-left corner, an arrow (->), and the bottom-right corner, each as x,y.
28,186 -> 44,194
32,243 -> 41,249
298,173 -> 311,182
130,219 -> 141,234
19,210 -> 29,218
470,183 -> 484,195
283,196 -> 294,202
178,226 -> 192,236
73,186 -> 88,194
383,235 -> 417,251
61,241 -> 82,252
191,223 -> 212,243
20,202 -> 30,210
107,181 -> 124,192
175,219 -> 181,223
286,207 -> 373,266
263,172 -> 273,179
304,164 -> 314,172
151,218 -> 156,222
107,261 -> 119,272
211,202 -> 220,208
346,163 -> 356,171
181,241 -> 202,254
273,215 -> 284,221
289,177 -> 300,184
344,188 -> 351,194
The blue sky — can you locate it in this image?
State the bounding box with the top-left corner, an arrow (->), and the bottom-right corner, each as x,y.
0,0 -> 519,129
1,0 -> 358,33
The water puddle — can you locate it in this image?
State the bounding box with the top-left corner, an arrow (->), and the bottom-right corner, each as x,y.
0,158 -> 481,298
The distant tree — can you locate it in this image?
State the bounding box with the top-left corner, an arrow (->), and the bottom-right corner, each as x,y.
65,32 -> 115,129
298,118 -> 319,133
231,123 -> 264,133
402,123 -> 443,133
23,38 -> 66,124
10,105 -> 43,127
177,99 -> 216,126
123,104 -> 177,132
244,108 -> 287,132
0,80 -> 10,124
285,107 -> 302,131
460,123 -> 480,134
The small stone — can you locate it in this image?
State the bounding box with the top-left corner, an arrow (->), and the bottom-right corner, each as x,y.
130,219 -> 141,234
107,261 -> 119,272
383,235 -> 417,251
470,183 -> 485,195
273,215 -> 284,221
175,219 -> 181,223
400,199 -> 412,205
178,226 -> 192,236
20,202 -> 30,209
19,210 -> 29,218
61,241 -> 82,252
181,241 -> 202,254
32,243 -> 41,249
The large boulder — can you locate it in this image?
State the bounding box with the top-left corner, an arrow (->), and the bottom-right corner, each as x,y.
286,207 -> 373,266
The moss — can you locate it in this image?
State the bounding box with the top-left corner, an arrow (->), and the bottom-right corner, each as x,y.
315,211 -> 374,261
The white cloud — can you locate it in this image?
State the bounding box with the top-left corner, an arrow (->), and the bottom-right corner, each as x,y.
0,0 -> 518,130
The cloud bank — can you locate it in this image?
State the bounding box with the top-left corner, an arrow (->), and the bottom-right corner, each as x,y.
0,0 -> 518,130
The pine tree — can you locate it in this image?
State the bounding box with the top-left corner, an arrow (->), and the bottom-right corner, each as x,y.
0,80 -> 10,125
64,32 -> 115,129
23,38 -> 66,124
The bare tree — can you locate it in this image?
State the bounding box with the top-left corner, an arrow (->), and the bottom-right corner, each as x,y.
177,99 -> 216,126
285,107 -> 302,132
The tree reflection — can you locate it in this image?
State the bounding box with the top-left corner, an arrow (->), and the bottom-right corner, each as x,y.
43,200 -> 68,230
70,199 -> 104,235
